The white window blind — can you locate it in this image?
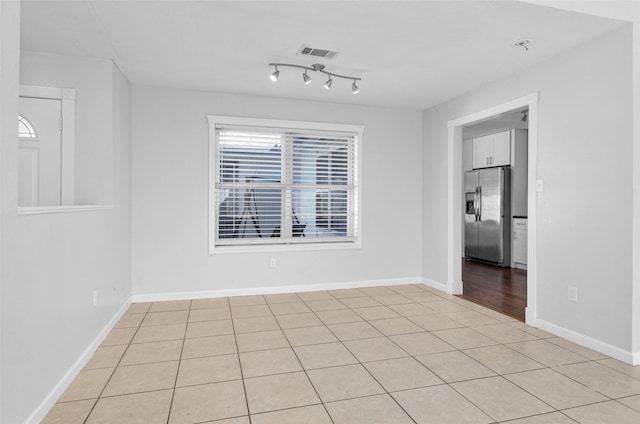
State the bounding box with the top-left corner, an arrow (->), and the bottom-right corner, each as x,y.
210,117 -> 361,251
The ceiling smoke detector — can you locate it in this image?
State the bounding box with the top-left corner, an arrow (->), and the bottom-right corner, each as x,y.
297,45 -> 339,60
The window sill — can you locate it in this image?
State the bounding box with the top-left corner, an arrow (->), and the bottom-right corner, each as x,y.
210,240 -> 361,255
17,205 -> 114,215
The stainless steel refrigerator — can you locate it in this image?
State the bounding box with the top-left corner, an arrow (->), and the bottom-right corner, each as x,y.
465,167 -> 511,266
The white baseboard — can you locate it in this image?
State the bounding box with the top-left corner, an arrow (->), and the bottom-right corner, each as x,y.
26,300 -> 132,424
420,277 -> 448,293
130,277 -> 426,303
534,318 -> 637,365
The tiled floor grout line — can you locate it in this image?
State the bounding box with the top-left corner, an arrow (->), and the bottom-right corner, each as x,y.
228,296 -> 253,424
420,316 -> 603,423
81,302 -> 153,424
299,289 -> 421,424
165,300 -> 191,424
262,293 -> 338,424
302,289 -> 593,424
352,291 -> 525,424
285,286 -> 520,424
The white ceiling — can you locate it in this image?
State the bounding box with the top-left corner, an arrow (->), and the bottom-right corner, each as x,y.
20,0 -> 627,110
463,108 -> 528,139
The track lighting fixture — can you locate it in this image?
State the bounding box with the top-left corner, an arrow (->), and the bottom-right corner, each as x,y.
302,70 -> 312,85
270,66 -> 280,82
269,62 -> 361,94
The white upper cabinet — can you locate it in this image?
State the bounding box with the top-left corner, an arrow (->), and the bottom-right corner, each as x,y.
472,135 -> 493,168
491,130 -> 511,166
472,130 -> 511,169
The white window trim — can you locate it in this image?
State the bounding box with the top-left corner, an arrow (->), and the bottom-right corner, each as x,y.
17,205 -> 113,215
207,115 -> 363,254
19,84 -> 76,207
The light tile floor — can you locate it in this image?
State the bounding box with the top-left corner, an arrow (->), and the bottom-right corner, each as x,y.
43,284 -> 640,423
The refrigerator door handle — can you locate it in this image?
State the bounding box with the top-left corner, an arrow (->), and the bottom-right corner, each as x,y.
474,186 -> 479,222
477,186 -> 482,222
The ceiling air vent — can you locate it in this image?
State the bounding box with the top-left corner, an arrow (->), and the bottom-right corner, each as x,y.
297,45 -> 339,60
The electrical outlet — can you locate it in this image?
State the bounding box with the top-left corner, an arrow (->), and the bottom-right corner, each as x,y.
567,286 -> 578,303
270,258 -> 277,268
93,290 -> 98,307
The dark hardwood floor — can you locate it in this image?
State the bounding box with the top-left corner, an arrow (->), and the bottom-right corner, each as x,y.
459,259 -> 527,321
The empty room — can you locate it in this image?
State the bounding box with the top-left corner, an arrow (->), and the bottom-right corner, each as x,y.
1,0 -> 640,423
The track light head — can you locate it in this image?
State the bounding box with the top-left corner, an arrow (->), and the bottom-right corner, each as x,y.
352,80 -> 360,94
303,71 -> 312,85
323,77 -> 333,90
270,66 -> 280,82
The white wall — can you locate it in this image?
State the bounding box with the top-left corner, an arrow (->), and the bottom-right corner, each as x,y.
0,1 -> 21,421
0,48 -> 132,424
423,26 -> 634,352
132,87 -> 423,296
20,51 -> 114,205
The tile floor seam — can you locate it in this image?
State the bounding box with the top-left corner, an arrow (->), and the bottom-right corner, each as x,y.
541,364 -> 619,401
594,359 -> 640,382
442,336 -> 557,418
595,361 -> 640,383
558,398 -> 631,413
446,374 -> 557,423
549,361 -> 634,400
500,367 -> 610,413
324,390 -> 422,408
165,299 -> 191,424
263,295 -> 337,424
458,348 -> 547,376
611,398 -> 640,412
315,307 -> 422,423
192,413 -> 250,424
92,387 -> 180,400
184,332 -> 235,340
81,302 -> 151,424
227,296 -> 253,424
457,345 -> 625,415
501,340 -> 591,366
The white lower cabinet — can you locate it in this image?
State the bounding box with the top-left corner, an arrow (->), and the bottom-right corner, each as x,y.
513,218 -> 527,269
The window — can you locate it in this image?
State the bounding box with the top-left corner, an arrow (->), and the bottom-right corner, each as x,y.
18,115 -> 37,139
208,116 -> 362,252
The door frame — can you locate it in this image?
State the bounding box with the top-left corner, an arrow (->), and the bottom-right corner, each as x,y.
446,93 -> 539,324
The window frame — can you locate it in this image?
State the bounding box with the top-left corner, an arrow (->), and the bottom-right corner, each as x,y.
208,115 -> 363,254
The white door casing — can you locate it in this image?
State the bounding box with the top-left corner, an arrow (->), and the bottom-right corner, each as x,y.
447,93 -> 539,324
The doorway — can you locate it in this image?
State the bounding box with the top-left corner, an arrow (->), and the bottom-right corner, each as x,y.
446,93 -> 538,324
459,108 -> 529,320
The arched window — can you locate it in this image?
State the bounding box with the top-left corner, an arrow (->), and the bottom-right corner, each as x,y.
18,115 -> 37,139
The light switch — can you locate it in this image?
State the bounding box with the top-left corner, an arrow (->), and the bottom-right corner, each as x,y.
536,179 -> 544,193
568,286 -> 578,303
